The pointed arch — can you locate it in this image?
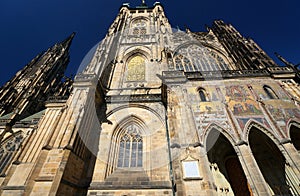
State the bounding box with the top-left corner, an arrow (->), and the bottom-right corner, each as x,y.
106,104 -> 165,125
244,120 -> 280,145
203,123 -> 236,149
205,123 -> 252,195
248,125 -> 300,195
263,85 -> 278,99
106,115 -> 148,176
288,120 -> 300,151
172,42 -> 232,71
122,46 -> 151,61
112,115 -> 148,138
287,120 -> 300,139
197,87 -> 209,102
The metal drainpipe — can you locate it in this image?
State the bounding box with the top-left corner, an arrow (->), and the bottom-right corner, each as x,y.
164,103 -> 176,196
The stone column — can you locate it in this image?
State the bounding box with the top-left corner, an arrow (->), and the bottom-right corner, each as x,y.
235,144 -> 272,196
198,146 -> 218,196
281,142 -> 300,178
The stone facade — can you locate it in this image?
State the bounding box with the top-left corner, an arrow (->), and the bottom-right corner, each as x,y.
1,2 -> 300,196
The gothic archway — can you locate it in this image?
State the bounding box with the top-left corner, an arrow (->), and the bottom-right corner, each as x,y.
206,129 -> 252,196
106,115 -> 148,177
290,124 -> 300,151
249,127 -> 300,195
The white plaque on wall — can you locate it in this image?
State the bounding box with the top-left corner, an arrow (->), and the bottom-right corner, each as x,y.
182,160 -> 201,179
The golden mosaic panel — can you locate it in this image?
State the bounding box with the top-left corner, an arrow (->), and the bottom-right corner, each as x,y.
126,56 -> 145,81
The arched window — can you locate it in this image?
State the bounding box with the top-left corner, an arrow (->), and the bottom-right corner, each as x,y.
199,88 -> 208,102
173,44 -> 229,72
263,85 -> 278,99
0,133 -> 24,175
117,124 -> 143,168
126,56 -> 145,81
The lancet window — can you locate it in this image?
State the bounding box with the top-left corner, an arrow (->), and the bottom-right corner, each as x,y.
199,88 -> 208,102
263,85 -> 278,99
0,133 -> 24,175
117,124 -> 143,168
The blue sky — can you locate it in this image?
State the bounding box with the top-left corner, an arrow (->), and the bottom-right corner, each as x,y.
0,0 -> 299,86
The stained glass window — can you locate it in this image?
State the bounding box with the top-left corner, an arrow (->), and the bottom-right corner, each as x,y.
126,56 -> 145,81
117,124 -> 143,168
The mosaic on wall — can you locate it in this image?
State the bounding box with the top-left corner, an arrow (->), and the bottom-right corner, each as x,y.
224,84 -> 271,132
225,85 -> 262,116
187,86 -> 229,133
253,83 -> 290,100
266,99 -> 300,133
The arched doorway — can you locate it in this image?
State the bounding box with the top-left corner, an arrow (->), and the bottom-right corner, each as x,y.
290,124 -> 300,151
249,127 -> 300,195
206,129 -> 252,196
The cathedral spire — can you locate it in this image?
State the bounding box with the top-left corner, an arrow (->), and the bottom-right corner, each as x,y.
0,33 -> 74,142
59,32 -> 76,51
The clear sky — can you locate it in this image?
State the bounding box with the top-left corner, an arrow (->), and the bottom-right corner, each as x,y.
0,0 -> 299,86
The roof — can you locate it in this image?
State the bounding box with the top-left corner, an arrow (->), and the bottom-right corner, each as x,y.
20,110 -> 46,122
0,112 -> 14,120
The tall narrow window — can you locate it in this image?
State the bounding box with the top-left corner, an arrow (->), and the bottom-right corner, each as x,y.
117,124 -> 143,168
199,88 -> 208,102
175,56 -> 183,70
183,57 -> 193,72
263,85 -> 278,99
126,56 -> 145,81
0,133 -> 24,175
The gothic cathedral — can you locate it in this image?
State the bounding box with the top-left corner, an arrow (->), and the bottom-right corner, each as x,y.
1,2 -> 300,196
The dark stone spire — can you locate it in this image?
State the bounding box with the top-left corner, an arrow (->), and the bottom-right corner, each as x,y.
0,33 -> 75,142
211,20 -> 277,70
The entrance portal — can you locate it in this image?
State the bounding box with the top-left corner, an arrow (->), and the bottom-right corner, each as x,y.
206,129 -> 252,196
249,127 -> 300,195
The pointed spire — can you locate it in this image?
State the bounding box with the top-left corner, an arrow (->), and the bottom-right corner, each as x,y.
60,32 -> 76,50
